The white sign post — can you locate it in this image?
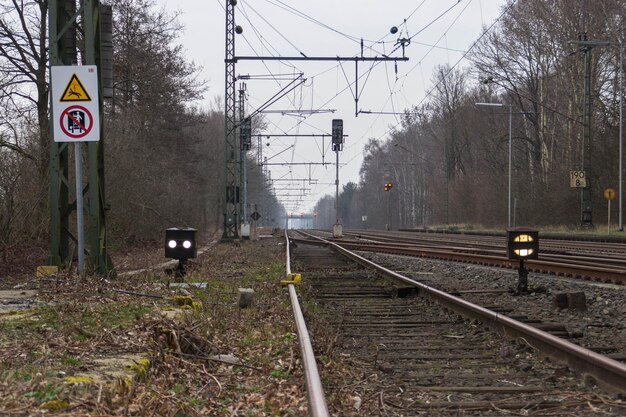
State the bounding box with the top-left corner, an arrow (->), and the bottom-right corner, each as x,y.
51,66 -> 100,274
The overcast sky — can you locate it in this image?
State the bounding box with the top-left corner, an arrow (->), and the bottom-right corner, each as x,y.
160,0 -> 506,213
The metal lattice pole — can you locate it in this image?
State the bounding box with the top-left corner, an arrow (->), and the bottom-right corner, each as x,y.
508,104 -> 512,228
223,0 -> 240,239
239,83 -> 247,224
609,33 -> 624,231
581,43 -> 593,226
48,0 -> 74,267
48,0 -> 113,274
84,0 -> 113,274
570,36 -> 609,227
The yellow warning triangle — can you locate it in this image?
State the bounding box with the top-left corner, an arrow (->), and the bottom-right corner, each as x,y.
60,74 -> 92,102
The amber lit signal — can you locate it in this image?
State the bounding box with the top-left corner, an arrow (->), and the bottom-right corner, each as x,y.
513,234 -> 534,257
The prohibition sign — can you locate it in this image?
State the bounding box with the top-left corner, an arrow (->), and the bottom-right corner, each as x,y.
60,105 -> 93,139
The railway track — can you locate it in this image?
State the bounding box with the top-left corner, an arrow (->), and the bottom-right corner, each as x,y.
290,231 -> 626,415
346,229 -> 626,258
323,230 -> 626,285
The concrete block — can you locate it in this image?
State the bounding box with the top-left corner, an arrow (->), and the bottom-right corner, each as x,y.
237,288 -> 255,308
553,293 -> 568,309
566,291 -> 587,311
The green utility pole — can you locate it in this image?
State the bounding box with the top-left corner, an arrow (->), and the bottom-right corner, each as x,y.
48,0 -> 74,267
48,0 -> 113,274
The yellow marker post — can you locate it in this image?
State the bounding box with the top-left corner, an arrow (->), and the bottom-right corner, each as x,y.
36,266 -> 59,278
280,273 -> 302,287
605,188 -> 616,234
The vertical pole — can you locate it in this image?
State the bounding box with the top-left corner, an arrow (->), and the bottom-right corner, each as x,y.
581,42 -> 593,227
618,29 -> 624,232
223,0 -> 239,239
606,200 -> 611,235
354,61 -> 359,117
387,191 -> 391,230
335,149 -> 339,225
444,144 -> 449,225
75,142 -> 85,274
508,103 -> 512,228
48,0 -> 74,267
238,84 -> 247,228
84,0 -> 113,275
243,150 -> 247,219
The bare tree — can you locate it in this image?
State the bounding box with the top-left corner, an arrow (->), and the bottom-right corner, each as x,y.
0,0 -> 48,173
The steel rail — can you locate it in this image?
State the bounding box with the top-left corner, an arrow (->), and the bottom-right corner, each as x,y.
284,231 -> 329,417
297,231 -> 626,394
325,239 -> 626,284
347,230 -> 626,256
342,232 -> 626,270
344,232 -> 626,269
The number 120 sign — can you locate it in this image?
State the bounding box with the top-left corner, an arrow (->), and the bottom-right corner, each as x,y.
569,170 -> 586,188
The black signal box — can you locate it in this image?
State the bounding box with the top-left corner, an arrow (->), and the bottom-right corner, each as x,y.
165,227 -> 197,260
332,119 -> 343,151
506,228 -> 539,260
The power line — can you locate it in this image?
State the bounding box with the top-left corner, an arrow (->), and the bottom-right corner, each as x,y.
340,0 -> 518,172
241,1 -> 305,56
389,0 -> 466,56
387,0 -> 517,136
263,0 -> 366,43
223,0 -> 507,211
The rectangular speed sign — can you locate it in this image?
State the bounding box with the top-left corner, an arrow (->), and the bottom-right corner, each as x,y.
569,170 -> 586,188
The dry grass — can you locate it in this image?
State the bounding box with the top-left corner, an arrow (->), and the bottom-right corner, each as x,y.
0,236 -> 357,415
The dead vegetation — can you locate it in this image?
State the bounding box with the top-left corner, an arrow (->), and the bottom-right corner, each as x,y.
0,236 -> 357,416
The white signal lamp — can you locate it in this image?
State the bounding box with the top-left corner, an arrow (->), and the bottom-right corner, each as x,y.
507,228 -> 539,260
506,228 -> 539,293
165,228 -> 197,260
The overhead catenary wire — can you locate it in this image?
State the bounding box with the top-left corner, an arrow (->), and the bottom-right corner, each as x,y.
238,0 -> 383,169
222,0 -> 513,211
400,0 -> 475,82
340,0 -> 519,171
389,0 -> 466,56
241,0 -> 306,57
379,0 -> 518,139
236,0 -> 315,193
264,0 -> 366,43
237,1 -> 307,113
344,0 -> 477,146
376,0 -> 475,123
238,0 -> 443,121
233,0 -> 414,137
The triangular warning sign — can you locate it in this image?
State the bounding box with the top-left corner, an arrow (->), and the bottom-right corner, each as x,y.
60,74 -> 92,102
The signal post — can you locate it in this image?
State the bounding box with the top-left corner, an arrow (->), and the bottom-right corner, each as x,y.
332,120 -> 344,237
